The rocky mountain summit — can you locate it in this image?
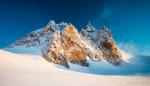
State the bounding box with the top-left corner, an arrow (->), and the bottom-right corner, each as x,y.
9,20 -> 128,68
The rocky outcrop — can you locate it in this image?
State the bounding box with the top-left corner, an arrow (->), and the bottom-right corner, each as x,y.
80,24 -> 122,66
42,25 -> 100,68
9,20 -> 127,68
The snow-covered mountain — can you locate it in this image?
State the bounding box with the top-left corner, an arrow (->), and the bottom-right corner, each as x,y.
8,20 -> 130,68
1,20 -> 150,86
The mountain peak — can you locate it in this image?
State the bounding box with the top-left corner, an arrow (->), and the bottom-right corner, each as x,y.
8,20 -> 129,68
46,20 -> 56,27
86,22 -> 95,32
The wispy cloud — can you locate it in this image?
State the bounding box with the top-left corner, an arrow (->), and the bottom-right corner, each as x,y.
118,42 -> 150,56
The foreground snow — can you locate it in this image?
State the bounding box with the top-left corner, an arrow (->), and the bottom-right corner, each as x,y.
0,49 -> 150,86
4,47 -> 150,75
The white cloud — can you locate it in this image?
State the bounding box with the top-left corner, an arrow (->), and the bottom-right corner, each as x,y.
118,42 -> 150,56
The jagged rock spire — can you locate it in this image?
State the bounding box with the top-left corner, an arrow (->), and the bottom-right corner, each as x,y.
86,22 -> 95,32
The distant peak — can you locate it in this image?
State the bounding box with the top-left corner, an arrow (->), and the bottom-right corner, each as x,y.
45,20 -> 56,29
86,22 -> 95,32
48,20 -> 56,25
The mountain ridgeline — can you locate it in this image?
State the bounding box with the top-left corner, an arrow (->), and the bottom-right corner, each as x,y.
9,20 -> 127,68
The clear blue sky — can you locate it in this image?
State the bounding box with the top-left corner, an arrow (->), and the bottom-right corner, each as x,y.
0,0 -> 150,54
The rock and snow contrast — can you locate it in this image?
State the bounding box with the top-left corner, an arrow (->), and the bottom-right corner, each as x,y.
7,20 -> 129,68
0,20 -> 150,86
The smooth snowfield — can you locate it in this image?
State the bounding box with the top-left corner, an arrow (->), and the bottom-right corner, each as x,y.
0,49 -> 150,86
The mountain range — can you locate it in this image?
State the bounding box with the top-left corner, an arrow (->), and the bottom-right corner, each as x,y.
8,20 -> 129,68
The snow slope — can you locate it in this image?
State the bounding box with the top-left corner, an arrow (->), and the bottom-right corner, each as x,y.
4,47 -> 150,75
0,49 -> 150,86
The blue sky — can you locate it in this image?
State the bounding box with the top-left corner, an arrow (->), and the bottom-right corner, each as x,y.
0,0 -> 150,55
